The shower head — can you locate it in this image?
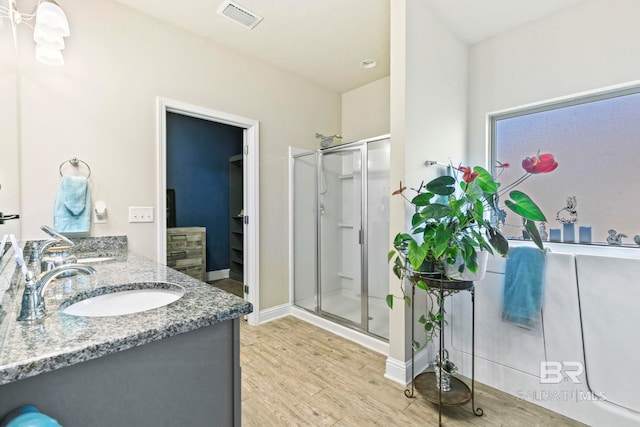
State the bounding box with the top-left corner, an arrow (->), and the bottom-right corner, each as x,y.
316,133 -> 343,148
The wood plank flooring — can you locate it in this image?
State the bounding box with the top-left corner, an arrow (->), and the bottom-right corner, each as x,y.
240,316 -> 587,426
208,278 -> 244,298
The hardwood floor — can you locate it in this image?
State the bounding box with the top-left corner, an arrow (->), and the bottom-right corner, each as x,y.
208,278 -> 244,298
240,316 -> 587,426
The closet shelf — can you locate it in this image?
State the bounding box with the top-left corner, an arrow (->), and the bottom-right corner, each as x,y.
229,154 -> 243,282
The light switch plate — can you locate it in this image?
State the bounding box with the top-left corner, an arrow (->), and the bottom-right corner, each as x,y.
129,207 -> 154,223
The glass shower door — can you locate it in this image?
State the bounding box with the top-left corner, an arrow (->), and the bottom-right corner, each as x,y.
366,138 -> 390,339
319,146 -> 363,327
292,152 -> 317,312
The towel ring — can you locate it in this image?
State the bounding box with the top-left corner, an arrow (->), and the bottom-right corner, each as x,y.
59,157 -> 91,179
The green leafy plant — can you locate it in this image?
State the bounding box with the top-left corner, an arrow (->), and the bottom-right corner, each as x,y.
387,153 -> 557,347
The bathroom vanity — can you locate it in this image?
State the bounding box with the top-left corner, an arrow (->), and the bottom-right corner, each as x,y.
0,237 -> 252,426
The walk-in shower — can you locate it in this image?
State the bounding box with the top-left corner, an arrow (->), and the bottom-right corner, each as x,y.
290,135 -> 390,340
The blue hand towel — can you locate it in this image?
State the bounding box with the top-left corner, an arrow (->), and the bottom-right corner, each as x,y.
53,175 -> 90,233
1,405 -> 62,427
502,246 -> 546,329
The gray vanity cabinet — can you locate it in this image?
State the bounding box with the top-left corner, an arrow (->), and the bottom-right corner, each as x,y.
0,319 -> 241,426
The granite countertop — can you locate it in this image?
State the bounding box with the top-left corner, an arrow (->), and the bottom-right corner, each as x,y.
0,237 -> 253,386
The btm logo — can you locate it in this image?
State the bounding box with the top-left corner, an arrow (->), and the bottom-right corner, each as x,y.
540,361 -> 584,384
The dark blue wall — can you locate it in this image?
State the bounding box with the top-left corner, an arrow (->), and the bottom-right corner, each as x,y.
166,112 -> 243,273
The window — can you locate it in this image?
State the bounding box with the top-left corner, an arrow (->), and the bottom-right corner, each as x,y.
491,85 -> 640,246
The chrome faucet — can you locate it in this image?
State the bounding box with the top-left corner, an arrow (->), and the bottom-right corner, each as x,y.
36,225 -> 75,257
34,226 -> 77,274
18,264 -> 96,322
37,239 -> 64,258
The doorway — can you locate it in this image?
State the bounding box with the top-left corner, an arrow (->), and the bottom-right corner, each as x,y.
166,113 -> 242,286
157,98 -> 260,326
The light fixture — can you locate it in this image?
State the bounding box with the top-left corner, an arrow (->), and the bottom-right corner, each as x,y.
0,0 -> 70,65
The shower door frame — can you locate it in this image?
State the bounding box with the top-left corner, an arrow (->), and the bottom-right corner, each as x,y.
291,135 -> 390,340
317,141 -> 370,333
290,148 -> 318,314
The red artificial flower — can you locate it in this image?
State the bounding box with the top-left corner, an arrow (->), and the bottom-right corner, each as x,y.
522,153 -> 558,174
462,166 -> 478,183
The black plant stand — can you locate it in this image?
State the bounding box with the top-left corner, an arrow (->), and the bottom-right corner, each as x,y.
404,274 -> 483,426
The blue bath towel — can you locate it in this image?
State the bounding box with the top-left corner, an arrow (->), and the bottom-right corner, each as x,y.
502,246 -> 546,329
53,175 -> 90,233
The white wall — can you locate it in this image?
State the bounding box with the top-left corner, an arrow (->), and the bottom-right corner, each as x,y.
341,76 -> 390,143
0,33 -> 20,238
4,0 -> 340,310
468,0 -> 640,165
387,0 -> 409,371
387,0 -> 468,381
405,3 -> 468,187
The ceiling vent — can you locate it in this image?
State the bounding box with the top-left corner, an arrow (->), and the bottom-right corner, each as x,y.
217,1 -> 263,30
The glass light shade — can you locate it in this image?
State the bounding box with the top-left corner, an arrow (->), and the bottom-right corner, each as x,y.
34,26 -> 65,49
35,2 -> 70,37
35,44 -> 64,66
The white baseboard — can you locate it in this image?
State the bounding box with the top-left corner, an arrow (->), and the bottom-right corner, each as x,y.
258,306 -> 431,386
206,269 -> 230,281
290,306 -> 389,355
384,347 -> 431,385
259,303 -> 291,324
384,357 -> 410,385
256,305 -> 390,357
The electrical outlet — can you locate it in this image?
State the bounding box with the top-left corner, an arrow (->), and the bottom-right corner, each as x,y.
128,207 -> 154,223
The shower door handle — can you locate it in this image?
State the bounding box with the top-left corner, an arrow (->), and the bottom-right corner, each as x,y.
358,229 -> 364,245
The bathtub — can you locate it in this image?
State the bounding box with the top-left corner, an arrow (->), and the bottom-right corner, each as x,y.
445,241 -> 640,426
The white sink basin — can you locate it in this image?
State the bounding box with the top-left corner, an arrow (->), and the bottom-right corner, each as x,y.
62,283 -> 185,317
